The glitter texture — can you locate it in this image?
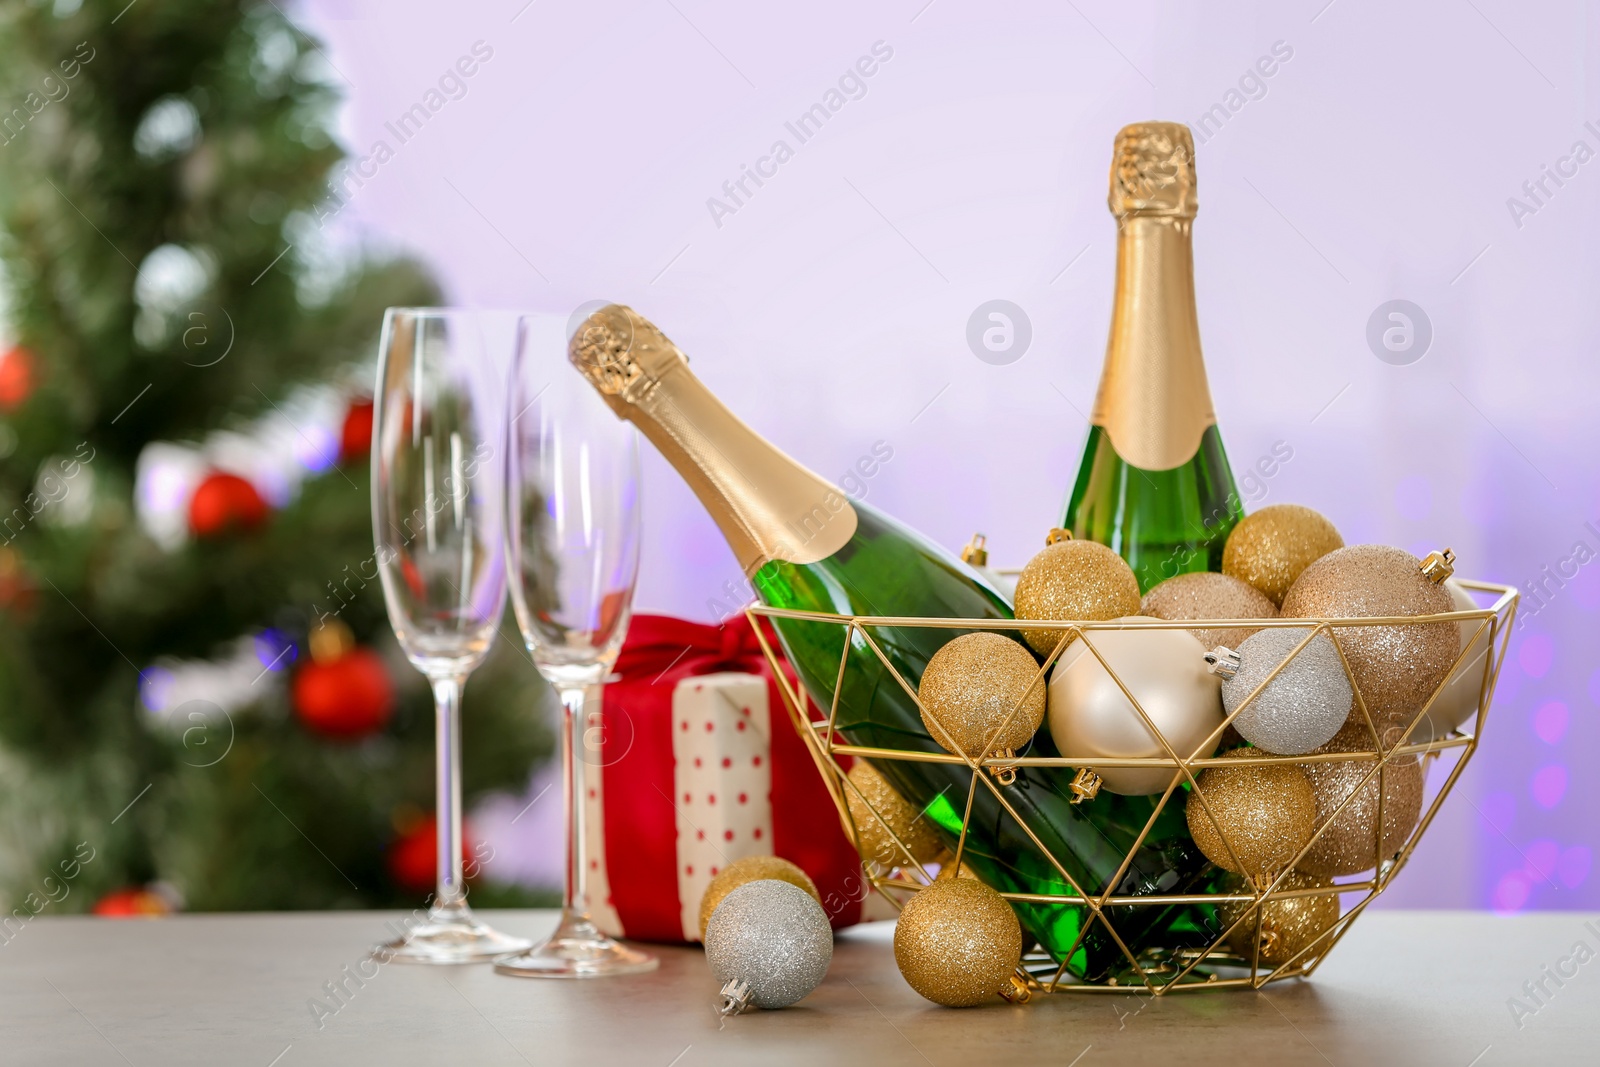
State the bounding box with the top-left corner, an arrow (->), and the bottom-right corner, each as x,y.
1297,722 -> 1424,877
1280,544 -> 1460,731
698,856 -> 819,941
918,632 -> 1045,757
893,878 -> 1022,1007
1014,539 -> 1141,656
1187,753 -> 1317,877
704,879 -> 833,1010
1218,870 -> 1341,966
1417,579 -> 1492,739
1141,571 -> 1279,649
845,761 -> 945,868
1225,627 -> 1352,755
1222,504 -> 1344,606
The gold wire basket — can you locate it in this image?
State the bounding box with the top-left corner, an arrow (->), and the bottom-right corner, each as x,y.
747,577 -> 1518,996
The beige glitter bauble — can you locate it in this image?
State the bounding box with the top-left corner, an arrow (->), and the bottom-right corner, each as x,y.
1014,537 -> 1141,656
844,761 -> 944,869
918,632 -> 1045,758
1218,870 -> 1341,966
893,878 -> 1022,1007
1415,580 -> 1492,741
1297,723 -> 1424,878
1186,752 -> 1317,878
1047,623 -> 1224,795
698,855 -> 820,940
1280,545 -> 1459,732
1140,571 -> 1279,650
1222,504 -> 1344,606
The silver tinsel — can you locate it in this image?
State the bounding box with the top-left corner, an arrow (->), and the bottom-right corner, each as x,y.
1225,627 -> 1352,755
704,879 -> 833,1011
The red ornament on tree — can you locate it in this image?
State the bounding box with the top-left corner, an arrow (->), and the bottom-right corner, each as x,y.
339,397 -> 374,464
0,344 -> 36,411
292,620 -> 395,740
388,814 -> 476,893
188,471 -> 268,537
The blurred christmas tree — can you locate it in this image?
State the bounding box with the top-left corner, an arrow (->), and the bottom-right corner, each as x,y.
0,0 -> 552,911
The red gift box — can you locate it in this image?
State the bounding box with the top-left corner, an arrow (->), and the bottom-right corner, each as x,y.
582,613 -> 866,943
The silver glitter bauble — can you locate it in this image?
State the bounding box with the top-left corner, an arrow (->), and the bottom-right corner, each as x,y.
1223,627 -> 1352,755
704,880 -> 833,1010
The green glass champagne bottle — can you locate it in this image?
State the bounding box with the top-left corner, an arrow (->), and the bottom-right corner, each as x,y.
1063,122 -> 1244,592
569,304 -> 1221,982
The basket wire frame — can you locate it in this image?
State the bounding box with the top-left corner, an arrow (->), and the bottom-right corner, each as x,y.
746,578 -> 1518,996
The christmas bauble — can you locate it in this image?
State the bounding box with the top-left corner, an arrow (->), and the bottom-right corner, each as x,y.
844,761 -> 945,868
1280,545 -> 1459,731
188,471 -> 268,537
92,886 -> 175,918
705,879 -> 833,1011
1047,622 -> 1223,795
698,855 -> 819,941
1416,580 -> 1492,741
1141,571 -> 1279,651
1222,504 -> 1344,607
293,647 -> 395,740
1222,627 -> 1351,755
1297,723 -> 1424,877
0,344 -> 36,410
1014,534 -> 1142,656
918,632 -> 1044,759
340,398 -> 375,463
893,878 -> 1022,1007
1186,752 -> 1317,878
1218,870 -> 1340,966
388,815 -> 475,892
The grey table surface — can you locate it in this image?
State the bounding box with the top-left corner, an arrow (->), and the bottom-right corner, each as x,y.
3,909 -> 1596,1065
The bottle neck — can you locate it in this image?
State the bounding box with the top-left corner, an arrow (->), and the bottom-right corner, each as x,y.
1091,214 -> 1217,472
571,306 -> 857,576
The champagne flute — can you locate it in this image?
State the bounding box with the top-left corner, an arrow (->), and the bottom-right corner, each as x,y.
494,311 -> 655,978
370,308 -> 533,964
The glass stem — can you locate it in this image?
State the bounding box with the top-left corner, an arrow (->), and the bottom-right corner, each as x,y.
432,674 -> 469,915
559,684 -> 593,920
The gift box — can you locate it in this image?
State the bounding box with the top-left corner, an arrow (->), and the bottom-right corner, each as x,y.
581,613 -> 866,944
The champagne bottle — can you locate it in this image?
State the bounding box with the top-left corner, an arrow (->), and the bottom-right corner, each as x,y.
1063,122 -> 1244,592
569,305 -> 1220,981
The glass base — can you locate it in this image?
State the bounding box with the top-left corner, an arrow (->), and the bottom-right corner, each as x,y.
375,901 -> 535,965
494,910 -> 658,978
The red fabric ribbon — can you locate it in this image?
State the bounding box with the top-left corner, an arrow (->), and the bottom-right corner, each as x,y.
599,612 -> 863,942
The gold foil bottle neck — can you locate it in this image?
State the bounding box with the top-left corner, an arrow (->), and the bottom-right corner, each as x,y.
1109,122 -> 1197,220
568,304 -> 857,575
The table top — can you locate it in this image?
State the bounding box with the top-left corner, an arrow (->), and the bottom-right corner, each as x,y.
4,909 -> 1595,1065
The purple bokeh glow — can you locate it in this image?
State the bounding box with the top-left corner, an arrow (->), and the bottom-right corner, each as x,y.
299,0 -> 1599,911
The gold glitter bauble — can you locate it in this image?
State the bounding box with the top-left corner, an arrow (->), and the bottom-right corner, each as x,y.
1048,623 -> 1224,795
1297,723 -> 1424,877
1280,544 -> 1459,731
1218,870 -> 1340,966
698,855 -> 820,940
1222,504 -> 1344,606
893,878 -> 1022,1007
1141,571 -> 1279,650
918,632 -> 1045,758
933,852 -> 979,881
1014,538 -> 1141,656
1186,752 -> 1317,878
844,761 -> 944,869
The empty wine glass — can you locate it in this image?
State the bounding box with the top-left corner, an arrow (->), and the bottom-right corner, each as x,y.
494,310 -> 654,978
370,308 -> 533,964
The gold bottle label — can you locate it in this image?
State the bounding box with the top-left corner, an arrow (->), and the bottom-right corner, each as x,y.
570,305 -> 857,575
1092,122 -> 1216,472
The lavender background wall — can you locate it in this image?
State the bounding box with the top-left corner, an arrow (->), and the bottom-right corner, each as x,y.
299,0 -> 1599,912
